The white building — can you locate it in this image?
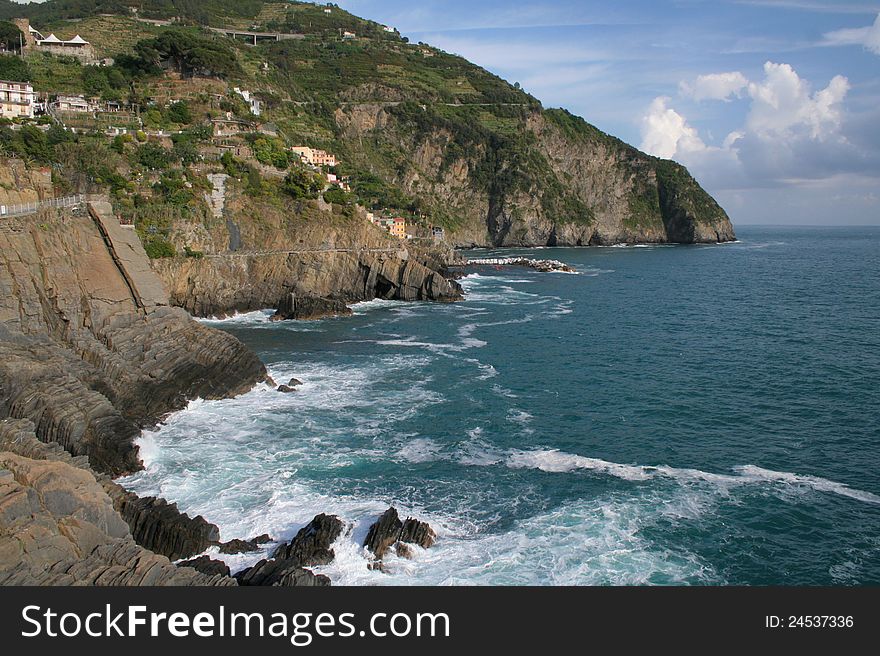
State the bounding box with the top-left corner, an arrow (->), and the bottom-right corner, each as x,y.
0,80 -> 37,119
233,87 -> 262,117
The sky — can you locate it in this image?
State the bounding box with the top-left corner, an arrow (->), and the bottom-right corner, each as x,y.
330,0 -> 880,226
12,0 -> 880,225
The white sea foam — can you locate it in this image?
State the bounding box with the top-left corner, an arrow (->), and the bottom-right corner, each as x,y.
504,449 -> 880,505
733,465 -> 880,505
396,438 -> 443,464
350,298 -> 409,314
199,309 -> 275,325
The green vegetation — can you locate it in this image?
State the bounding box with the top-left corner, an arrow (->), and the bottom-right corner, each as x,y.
0,0 -> 726,243
143,239 -> 176,259
132,29 -> 242,79
249,134 -> 290,168
0,55 -> 31,82
281,166 -> 324,200
0,20 -> 20,51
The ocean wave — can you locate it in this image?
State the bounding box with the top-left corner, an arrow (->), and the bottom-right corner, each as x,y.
198,309 -> 275,325
505,449 -> 880,505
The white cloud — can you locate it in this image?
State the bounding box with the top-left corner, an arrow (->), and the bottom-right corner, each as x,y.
746,62 -> 849,139
641,62 -> 861,190
680,72 -> 749,101
640,97 -> 707,158
822,13 -> 880,54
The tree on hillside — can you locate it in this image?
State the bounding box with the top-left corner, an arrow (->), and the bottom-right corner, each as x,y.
0,55 -> 30,82
0,20 -> 22,52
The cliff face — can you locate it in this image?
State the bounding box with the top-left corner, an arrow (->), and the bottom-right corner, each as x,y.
336,105 -> 735,247
151,177 -> 462,319
0,199 -> 268,475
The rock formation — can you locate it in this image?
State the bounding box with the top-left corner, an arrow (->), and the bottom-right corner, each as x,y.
0,199 -> 268,585
234,514 -> 344,587
363,508 -> 437,562
0,201 -> 268,475
0,419 -> 234,586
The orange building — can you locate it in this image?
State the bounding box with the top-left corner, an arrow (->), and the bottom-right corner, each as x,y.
389,217 -> 407,239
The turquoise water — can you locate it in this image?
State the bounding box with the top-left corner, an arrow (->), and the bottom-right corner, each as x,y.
121,226 -> 880,585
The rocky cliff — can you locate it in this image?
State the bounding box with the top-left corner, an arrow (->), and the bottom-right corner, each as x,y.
0,418 -> 235,586
0,198 -> 270,585
152,177 -> 462,319
0,200 -> 268,474
336,104 -> 735,247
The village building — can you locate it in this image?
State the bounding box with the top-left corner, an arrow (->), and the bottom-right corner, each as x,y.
233,87 -> 262,116
432,226 -> 445,242
291,146 -> 338,167
0,79 -> 37,119
50,94 -> 95,113
211,116 -> 254,138
389,217 -> 407,239
342,31 -> 357,40
14,19 -> 98,63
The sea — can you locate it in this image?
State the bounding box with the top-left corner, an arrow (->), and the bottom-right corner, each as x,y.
120,226 -> 880,585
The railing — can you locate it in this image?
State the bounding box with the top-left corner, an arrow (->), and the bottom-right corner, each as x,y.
0,194 -> 86,218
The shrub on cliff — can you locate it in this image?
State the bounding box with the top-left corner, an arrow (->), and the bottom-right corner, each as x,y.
323,186 -> 354,206
282,168 -> 324,200
135,143 -> 173,170
144,238 -> 176,259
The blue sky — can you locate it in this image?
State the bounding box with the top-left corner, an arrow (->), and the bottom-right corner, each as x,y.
332,0 -> 880,225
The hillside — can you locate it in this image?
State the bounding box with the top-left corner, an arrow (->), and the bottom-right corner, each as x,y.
0,0 -> 734,252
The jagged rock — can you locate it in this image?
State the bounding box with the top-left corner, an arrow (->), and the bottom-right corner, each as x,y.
234,558 -> 330,587
288,378 -> 304,387
364,508 -> 437,561
272,514 -> 344,567
0,204 -> 268,477
219,534 -> 272,555
277,385 -> 296,394
105,487 -> 220,561
272,294 -> 353,321
364,508 -> 403,560
232,515 -> 342,587
178,556 -> 231,577
400,518 -> 437,550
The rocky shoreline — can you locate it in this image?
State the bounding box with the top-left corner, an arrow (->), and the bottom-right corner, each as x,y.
1,196 -> 732,587
0,201 -> 447,586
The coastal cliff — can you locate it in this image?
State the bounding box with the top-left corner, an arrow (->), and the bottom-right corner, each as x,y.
336,105 -> 735,247
150,178 -> 462,319
0,200 -> 267,473
0,199 -> 268,585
